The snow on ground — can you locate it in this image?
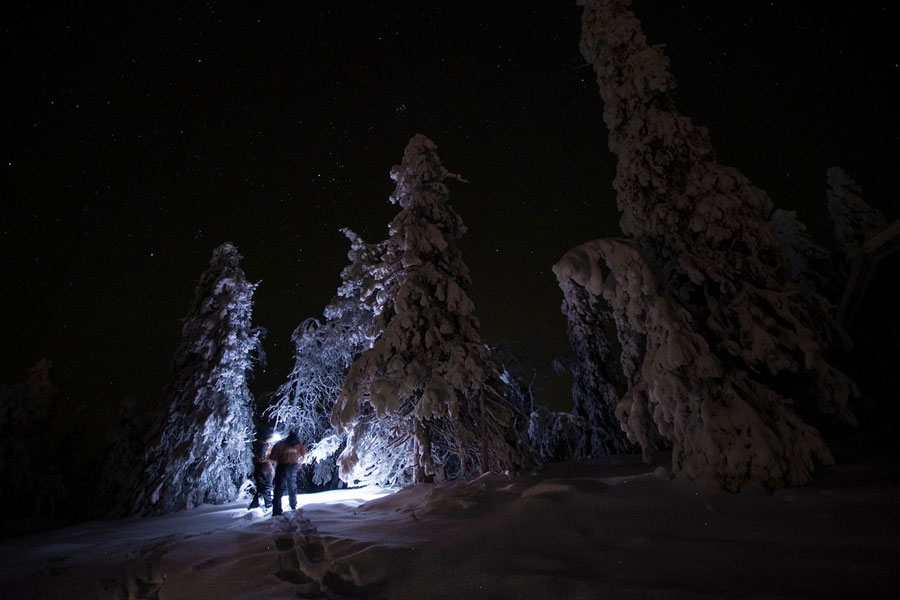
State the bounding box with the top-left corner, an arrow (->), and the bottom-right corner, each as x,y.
1,453 -> 898,599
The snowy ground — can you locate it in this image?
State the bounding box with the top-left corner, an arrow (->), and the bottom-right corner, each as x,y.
1,453 -> 898,599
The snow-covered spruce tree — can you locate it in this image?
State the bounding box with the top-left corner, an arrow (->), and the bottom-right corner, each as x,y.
132,242 -> 264,515
266,230 -> 384,488
323,229 -> 387,351
563,0 -> 857,491
332,134 -> 537,486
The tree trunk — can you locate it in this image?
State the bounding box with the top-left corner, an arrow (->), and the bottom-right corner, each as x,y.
415,419 -> 435,483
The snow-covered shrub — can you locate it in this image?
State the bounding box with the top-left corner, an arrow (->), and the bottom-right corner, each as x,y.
769,209 -> 833,295
827,167 -> 886,264
488,340 -> 550,429
298,433 -> 345,490
528,406 -> 597,461
567,0 -> 857,491
131,242 -> 264,515
333,134 -> 538,486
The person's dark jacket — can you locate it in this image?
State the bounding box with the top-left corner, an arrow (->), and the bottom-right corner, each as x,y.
269,434 -> 306,466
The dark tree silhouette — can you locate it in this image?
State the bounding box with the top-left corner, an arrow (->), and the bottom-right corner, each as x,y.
0,359 -> 67,518
94,396 -> 146,517
555,0 -> 857,491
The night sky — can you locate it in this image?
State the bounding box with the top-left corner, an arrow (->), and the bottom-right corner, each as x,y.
4,2 -> 898,433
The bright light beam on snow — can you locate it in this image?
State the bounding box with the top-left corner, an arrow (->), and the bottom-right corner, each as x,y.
237,485 -> 396,518
293,486 -> 395,509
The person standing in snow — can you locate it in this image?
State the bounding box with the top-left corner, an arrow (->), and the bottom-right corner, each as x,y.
270,430 -> 306,516
247,428 -> 276,510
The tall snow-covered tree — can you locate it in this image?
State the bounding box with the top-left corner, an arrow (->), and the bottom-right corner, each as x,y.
332,134 -> 537,486
132,242 -> 264,515
266,229 -> 384,488
558,0 -> 857,491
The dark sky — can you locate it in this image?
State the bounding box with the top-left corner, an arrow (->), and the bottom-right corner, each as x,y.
4,2 -> 898,429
